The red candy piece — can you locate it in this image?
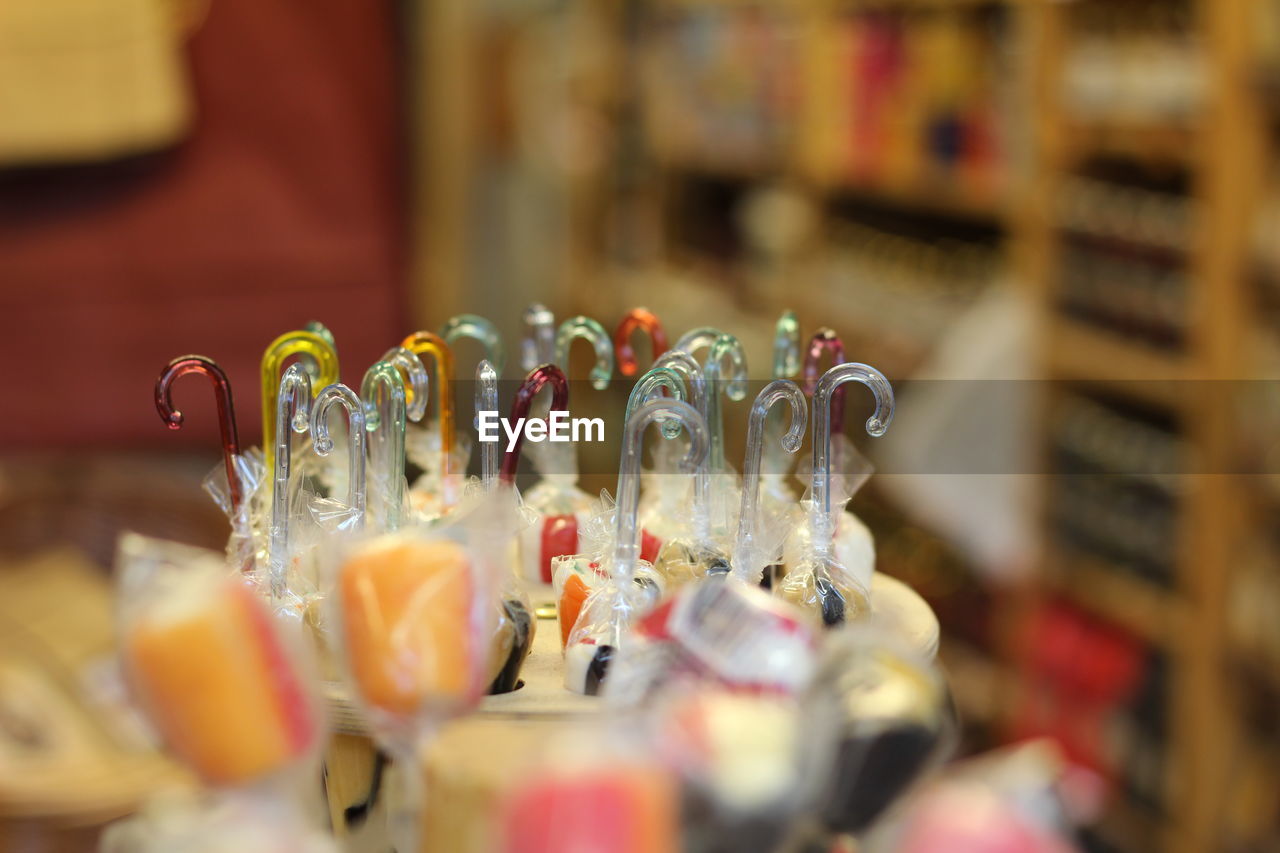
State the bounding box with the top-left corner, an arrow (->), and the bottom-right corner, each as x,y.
639,529 -> 662,565
500,768 -> 675,853
540,515 -> 580,584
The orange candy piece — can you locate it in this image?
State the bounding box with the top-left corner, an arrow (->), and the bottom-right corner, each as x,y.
124,581 -> 314,785
340,538 -> 478,717
558,573 -> 591,648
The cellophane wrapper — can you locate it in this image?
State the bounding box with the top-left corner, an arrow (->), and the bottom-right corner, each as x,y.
202,448 -> 267,574
517,438 -> 598,585
406,423 -> 473,522
323,495 -> 514,744
779,435 -> 877,627
114,533 -> 324,788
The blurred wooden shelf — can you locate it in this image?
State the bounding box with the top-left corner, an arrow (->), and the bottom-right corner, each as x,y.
818,174 -> 1011,224
1044,551 -> 1186,648
1047,318 -> 1191,410
1061,120 -> 1200,168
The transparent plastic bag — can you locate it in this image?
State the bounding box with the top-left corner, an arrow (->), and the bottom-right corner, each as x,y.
517,442 -> 598,585
328,521 -> 503,740
202,448 -> 268,574
115,533 -> 323,788
600,577 -> 820,704
558,396 -> 708,695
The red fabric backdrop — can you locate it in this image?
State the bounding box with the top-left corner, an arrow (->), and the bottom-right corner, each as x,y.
0,0 -> 405,451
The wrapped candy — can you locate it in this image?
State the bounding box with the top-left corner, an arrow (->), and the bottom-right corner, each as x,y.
563,396 -> 708,694
265,363 -> 317,610
330,511 -> 508,851
810,627 -> 953,837
782,435 -> 876,591
360,359 -> 410,532
778,361 -> 894,627
651,330 -> 749,584
154,355 -> 267,573
729,378 -> 808,586
476,359 -> 538,694
516,316 -> 615,583
637,350 -> 707,554
602,578 -> 820,703
116,534 -> 322,787
496,723 -> 680,853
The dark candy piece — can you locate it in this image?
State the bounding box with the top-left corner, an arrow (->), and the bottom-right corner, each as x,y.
819,724 -> 940,834
488,598 -> 534,695
815,573 -> 846,627
584,645 -> 615,696
680,789 -> 791,853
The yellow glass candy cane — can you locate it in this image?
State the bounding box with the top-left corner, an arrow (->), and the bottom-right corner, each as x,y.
261,329 -> 339,474
400,331 -> 455,477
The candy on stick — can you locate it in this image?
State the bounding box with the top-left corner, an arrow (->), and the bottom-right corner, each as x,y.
476,359 -> 537,694
360,360 -> 407,532
521,303 -> 557,371
614,307 -> 669,377
517,317 -> 615,583
504,364 -> 589,585
266,363 -> 312,606
402,331 -> 466,505
754,314 -> 806,585
442,313 -> 506,373
626,365 -> 690,565
674,327 -> 748,473
652,332 -> 748,584
731,379 -> 807,587
332,509 -> 506,851
155,355 -> 265,572
116,533 -> 321,787
563,396 -> 708,695
308,383 -> 367,532
260,329 -> 339,476
637,350 -> 708,555
778,362 -> 894,627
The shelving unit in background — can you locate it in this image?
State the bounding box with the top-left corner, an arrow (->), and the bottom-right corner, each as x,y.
1024,2 -> 1268,852
410,0 -> 1277,849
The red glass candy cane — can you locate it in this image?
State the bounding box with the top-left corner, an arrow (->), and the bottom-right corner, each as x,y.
499,364 -> 570,485
613,308 -> 669,377
802,329 -> 847,433
155,355 -> 244,513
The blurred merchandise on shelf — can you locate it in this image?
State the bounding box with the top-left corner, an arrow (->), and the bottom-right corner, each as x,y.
1062,2 -> 1204,126
1048,391 -> 1183,590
